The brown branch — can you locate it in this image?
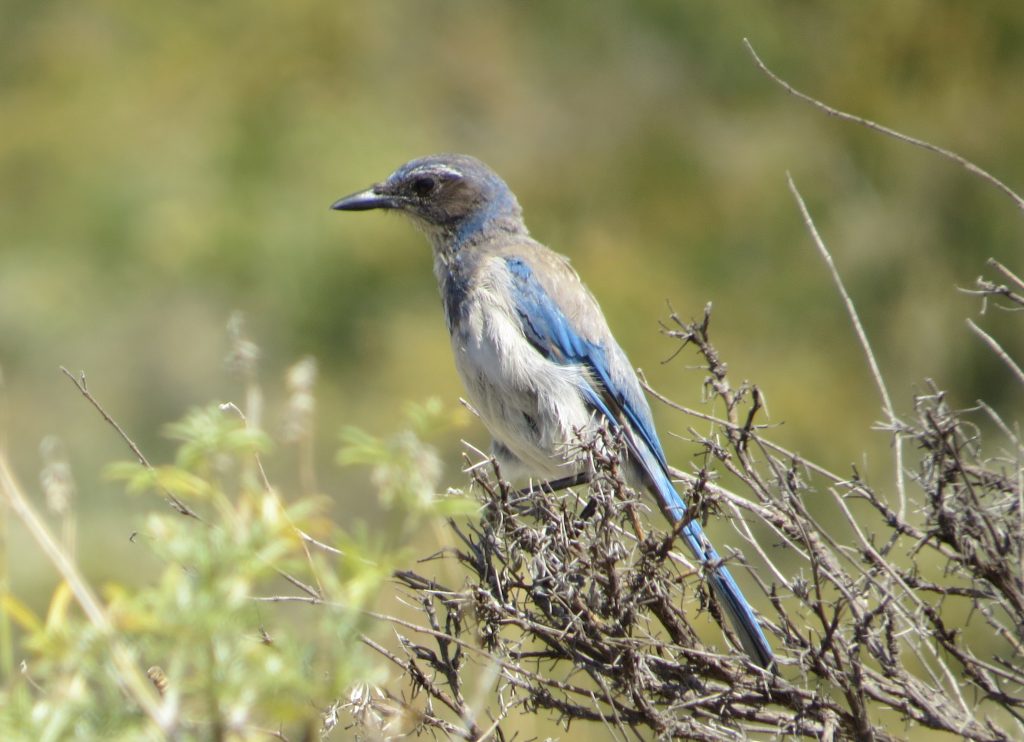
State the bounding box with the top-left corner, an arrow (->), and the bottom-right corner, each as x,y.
744,38 -> 1024,213
59,366 -> 198,519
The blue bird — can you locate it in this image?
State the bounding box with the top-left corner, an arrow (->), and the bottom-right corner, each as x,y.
331,154 -> 774,669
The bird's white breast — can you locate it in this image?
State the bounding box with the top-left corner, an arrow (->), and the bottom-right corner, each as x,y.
449,257 -> 594,481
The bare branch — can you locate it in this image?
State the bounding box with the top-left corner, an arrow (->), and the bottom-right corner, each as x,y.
967,319 -> 1024,386
744,38 -> 1024,213
785,174 -> 909,520
59,366 -> 199,519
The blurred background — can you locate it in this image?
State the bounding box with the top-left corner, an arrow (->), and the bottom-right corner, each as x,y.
2,0 -> 1023,722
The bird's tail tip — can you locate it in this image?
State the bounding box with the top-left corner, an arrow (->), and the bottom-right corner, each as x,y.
709,568 -> 775,670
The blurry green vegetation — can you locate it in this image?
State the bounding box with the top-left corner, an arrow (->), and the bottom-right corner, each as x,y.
2,2 -> 1022,492
0,398 -> 471,739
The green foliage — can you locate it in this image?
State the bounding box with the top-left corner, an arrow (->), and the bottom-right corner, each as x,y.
340,398 -> 474,512
164,405 -> 272,475
0,400 -> 465,739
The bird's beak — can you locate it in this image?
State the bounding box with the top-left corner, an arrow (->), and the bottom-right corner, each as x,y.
330,186 -> 400,211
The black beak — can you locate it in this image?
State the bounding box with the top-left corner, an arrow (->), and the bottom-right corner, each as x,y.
330,186 -> 400,211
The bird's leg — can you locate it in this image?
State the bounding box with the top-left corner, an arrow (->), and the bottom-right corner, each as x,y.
515,472 -> 598,519
515,471 -> 591,498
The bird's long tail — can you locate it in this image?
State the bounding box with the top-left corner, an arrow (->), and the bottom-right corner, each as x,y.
648,464 -> 774,669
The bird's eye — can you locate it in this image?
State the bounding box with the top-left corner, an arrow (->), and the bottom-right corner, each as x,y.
410,175 -> 437,197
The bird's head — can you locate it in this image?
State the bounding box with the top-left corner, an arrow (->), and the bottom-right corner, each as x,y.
331,154 -> 524,248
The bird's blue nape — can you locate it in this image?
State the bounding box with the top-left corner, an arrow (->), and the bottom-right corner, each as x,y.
452,181 -> 521,249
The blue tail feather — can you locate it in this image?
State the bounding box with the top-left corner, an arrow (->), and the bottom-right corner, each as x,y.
649,462 -> 774,669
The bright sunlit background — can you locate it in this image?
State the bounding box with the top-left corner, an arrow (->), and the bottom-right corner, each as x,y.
2,2 -> 1023,735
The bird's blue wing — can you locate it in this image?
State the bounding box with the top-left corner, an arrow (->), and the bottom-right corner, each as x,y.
503,256 -> 775,669
503,256 -> 669,470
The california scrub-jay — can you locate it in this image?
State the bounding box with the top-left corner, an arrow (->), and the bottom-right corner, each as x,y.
331,154 -> 774,669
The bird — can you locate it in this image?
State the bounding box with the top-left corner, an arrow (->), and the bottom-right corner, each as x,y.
331,153 -> 774,669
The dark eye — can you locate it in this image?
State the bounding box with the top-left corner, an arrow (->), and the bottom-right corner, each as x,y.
410,175 -> 437,197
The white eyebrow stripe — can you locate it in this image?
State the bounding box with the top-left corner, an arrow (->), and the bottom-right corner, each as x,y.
410,164 -> 464,179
